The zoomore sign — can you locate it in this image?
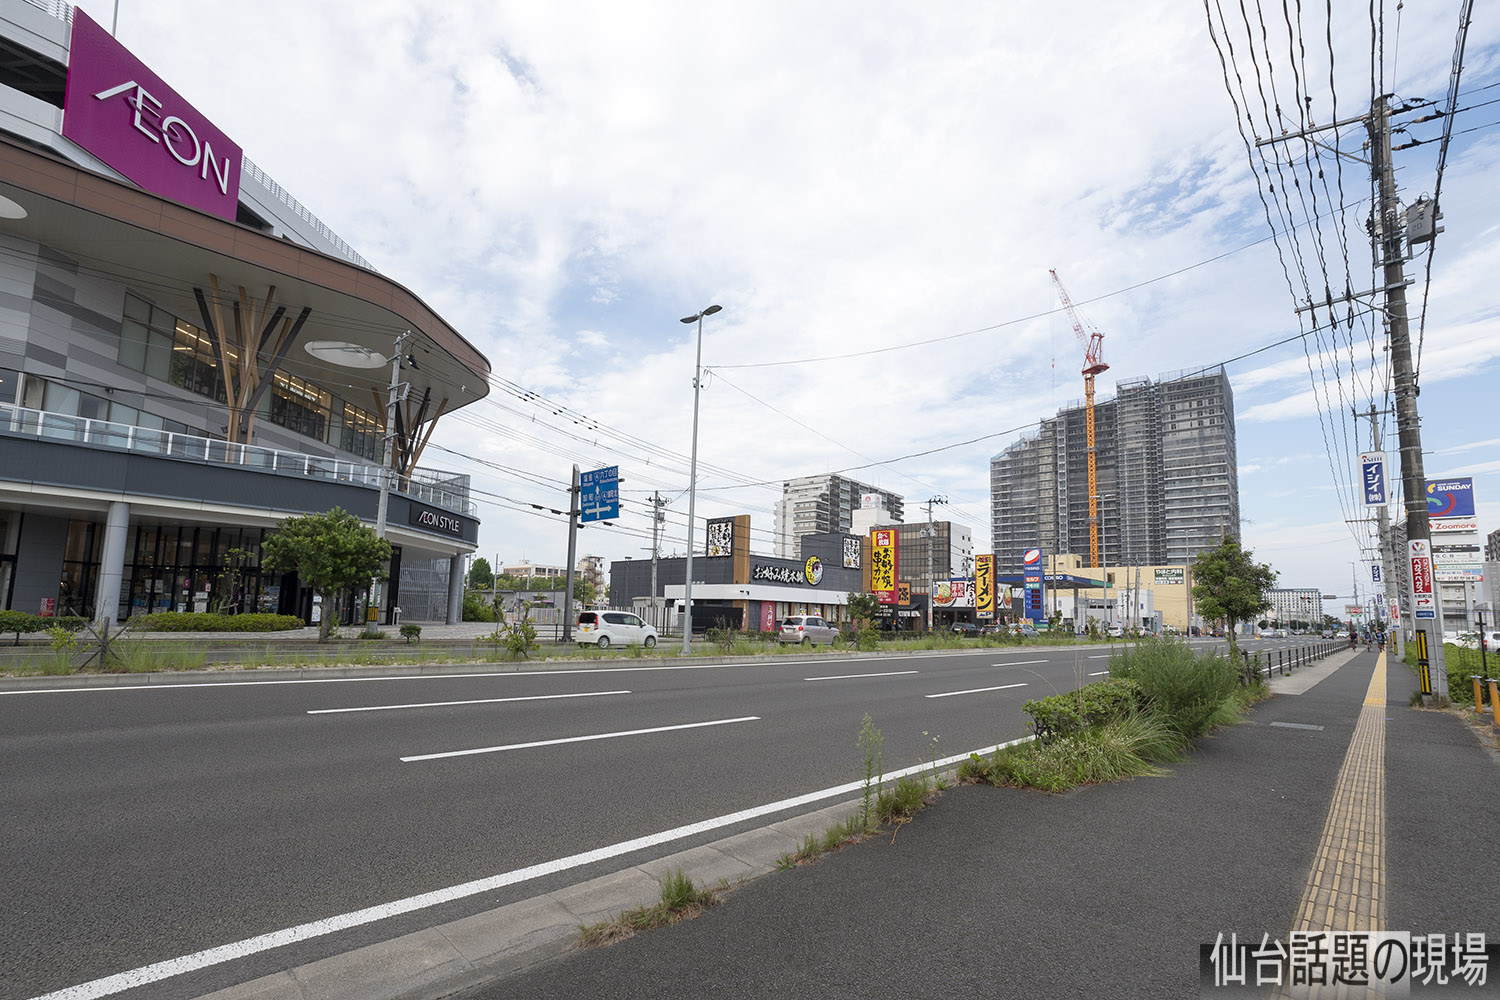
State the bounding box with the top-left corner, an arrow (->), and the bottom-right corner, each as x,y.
407,502 -> 478,542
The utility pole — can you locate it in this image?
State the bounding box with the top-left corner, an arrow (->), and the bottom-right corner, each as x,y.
650,491 -> 664,629
368,329 -> 410,636
923,496 -> 947,632
562,465 -> 579,643
1371,93 -> 1447,698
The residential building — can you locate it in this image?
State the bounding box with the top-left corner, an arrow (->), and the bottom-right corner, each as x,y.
1263,588 -> 1324,629
990,367 -> 1238,571
774,475 -> 902,558
502,561 -> 566,580
0,4 -> 486,622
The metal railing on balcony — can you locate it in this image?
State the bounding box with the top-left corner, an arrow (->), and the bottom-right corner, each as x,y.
0,403 -> 475,517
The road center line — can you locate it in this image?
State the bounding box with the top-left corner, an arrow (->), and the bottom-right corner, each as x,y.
989,659 -> 1046,667
400,716 -> 760,762
925,682 -> 1028,699
804,670 -> 919,682
29,733 -> 1037,1000
307,690 -> 631,715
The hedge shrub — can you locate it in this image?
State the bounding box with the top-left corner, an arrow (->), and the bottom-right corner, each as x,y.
1022,678 -> 1142,743
0,611 -> 88,643
126,612 -> 304,632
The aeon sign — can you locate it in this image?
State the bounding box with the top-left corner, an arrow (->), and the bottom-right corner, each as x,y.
62,9 -> 242,221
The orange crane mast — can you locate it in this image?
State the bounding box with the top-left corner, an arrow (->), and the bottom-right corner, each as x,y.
1048,269 -> 1110,570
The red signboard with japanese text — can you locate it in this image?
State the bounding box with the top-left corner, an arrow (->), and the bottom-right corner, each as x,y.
1409,539 -> 1436,621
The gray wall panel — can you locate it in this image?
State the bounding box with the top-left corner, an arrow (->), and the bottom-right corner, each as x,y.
11,512 -> 66,614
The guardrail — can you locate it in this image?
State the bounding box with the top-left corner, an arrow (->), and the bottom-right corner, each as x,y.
0,403 -> 475,516
1240,641 -> 1344,681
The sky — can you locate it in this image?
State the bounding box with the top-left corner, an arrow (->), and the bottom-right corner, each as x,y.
71,0 -> 1500,613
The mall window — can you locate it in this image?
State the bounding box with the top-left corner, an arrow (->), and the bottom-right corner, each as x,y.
169,319 -> 231,404
0,367 -> 17,404
119,293 -> 235,404
339,401 -> 382,460
269,372 -> 331,441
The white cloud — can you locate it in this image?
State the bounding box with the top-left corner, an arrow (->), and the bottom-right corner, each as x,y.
67,0 -> 1500,588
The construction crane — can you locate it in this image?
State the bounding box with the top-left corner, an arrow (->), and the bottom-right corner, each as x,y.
1048,269 -> 1110,569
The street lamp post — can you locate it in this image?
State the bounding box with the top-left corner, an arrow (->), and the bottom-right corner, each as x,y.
679,304 -> 722,653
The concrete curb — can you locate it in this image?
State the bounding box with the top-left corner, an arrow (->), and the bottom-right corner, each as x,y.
195,798 -> 864,1000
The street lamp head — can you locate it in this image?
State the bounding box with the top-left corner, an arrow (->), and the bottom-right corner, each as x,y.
681,304 -> 724,324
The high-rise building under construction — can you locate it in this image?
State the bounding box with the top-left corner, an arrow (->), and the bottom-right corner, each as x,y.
989,368 -> 1239,571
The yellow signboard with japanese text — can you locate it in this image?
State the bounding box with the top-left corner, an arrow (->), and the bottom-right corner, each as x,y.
975,554 -> 995,619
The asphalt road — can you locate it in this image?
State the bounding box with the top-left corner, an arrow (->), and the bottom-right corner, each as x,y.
0,636 -> 1325,1000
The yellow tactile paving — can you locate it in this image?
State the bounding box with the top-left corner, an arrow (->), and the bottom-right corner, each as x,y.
1276,652 -> 1389,999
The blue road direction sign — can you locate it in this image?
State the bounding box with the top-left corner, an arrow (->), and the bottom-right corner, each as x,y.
580,465 -> 619,522
1359,451 -> 1388,507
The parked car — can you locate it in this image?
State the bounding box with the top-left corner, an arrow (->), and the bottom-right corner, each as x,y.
778,615 -> 840,645
1107,624 -> 1124,638
1016,623 -> 1039,637
576,610 -> 657,649
950,622 -> 982,638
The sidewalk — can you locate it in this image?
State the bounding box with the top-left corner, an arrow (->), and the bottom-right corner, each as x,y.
199,647 -> 1500,1000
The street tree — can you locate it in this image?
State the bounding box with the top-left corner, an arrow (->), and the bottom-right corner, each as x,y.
573,576 -> 596,607
1191,535 -> 1277,658
261,507 -> 392,643
469,556 -> 494,590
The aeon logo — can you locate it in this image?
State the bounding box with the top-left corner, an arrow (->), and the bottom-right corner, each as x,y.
416,510 -> 461,534
92,81 -> 235,196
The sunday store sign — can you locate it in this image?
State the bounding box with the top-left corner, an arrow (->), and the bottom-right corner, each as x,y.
63,9 -> 242,220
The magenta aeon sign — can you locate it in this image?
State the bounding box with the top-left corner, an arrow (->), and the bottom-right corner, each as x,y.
61,9 -> 241,220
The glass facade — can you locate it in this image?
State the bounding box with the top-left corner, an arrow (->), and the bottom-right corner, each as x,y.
115,292 -> 380,451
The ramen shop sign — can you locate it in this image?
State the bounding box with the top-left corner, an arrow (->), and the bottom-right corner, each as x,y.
62,9 -> 242,220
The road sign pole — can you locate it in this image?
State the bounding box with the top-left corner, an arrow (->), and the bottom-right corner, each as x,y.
563,464 -> 579,643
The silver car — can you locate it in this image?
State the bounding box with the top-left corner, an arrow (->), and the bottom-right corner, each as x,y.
778,614 -> 839,645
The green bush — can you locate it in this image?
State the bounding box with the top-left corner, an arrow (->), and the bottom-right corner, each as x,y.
1022,677 -> 1142,742
400,623 -> 422,644
127,612 -> 304,632
1108,638 -> 1238,739
462,591 -> 496,622
0,612 -> 87,643
1430,644 -> 1496,706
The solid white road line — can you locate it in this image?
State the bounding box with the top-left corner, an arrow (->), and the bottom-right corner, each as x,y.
307,690 -> 631,715
989,659 -> 1046,667
924,682 -> 1028,699
3,650 -> 1012,697
1088,670 -> 1110,676
1087,654 -> 1112,659
30,733 -> 1038,1000
804,670 -> 919,682
400,716 -> 760,762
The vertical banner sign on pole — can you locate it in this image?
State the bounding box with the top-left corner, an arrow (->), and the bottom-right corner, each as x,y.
1359,452 -> 1388,507
975,554 -> 995,620
1023,548 -> 1045,623
872,530 -> 898,605
1408,539 -> 1436,620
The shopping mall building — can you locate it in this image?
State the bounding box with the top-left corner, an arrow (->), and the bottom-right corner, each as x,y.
0,3 -> 487,623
